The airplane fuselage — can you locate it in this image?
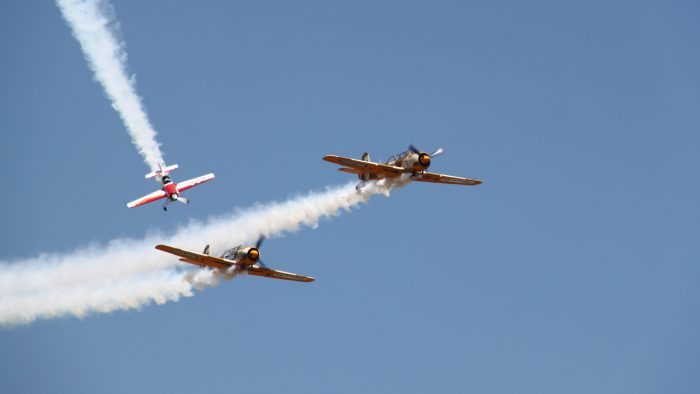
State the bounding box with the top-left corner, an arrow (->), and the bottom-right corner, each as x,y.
221,245 -> 260,267
358,151 -> 431,182
158,175 -> 180,200
385,151 -> 431,172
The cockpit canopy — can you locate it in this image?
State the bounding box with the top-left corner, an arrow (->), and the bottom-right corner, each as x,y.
384,150 -> 411,164
221,245 -> 244,260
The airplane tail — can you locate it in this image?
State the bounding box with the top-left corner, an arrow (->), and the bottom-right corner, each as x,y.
145,163 -> 179,179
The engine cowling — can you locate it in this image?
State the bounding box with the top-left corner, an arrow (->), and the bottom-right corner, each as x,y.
417,152 -> 431,168
247,248 -> 260,261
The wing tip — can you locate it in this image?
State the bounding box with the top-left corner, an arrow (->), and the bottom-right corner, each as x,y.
322,155 -> 338,161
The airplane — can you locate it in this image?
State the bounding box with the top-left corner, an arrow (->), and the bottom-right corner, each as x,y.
155,236 -> 315,283
127,163 -> 215,211
323,144 -> 483,187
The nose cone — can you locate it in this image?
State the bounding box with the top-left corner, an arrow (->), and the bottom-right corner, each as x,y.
248,248 -> 260,261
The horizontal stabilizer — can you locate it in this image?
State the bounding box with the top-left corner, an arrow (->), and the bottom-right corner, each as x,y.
145,164 -> 179,179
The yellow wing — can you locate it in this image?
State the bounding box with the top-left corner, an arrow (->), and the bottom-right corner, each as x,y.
155,244 -> 233,269
411,172 -> 482,186
247,265 -> 315,282
323,155 -> 405,177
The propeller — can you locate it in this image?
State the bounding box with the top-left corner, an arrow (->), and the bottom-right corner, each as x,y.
251,235 -> 269,268
257,259 -> 269,269
430,147 -> 444,158
409,144 -> 445,169
408,144 -> 445,157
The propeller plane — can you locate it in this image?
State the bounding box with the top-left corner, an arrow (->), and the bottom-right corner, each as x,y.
127,163 -> 215,211
323,145 -> 483,188
155,236 -> 315,283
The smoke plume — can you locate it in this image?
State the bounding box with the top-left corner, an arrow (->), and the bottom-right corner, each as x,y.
56,0 -> 164,170
0,177 -> 410,326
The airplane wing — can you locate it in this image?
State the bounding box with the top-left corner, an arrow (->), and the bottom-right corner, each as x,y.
411,172 -> 483,186
155,244 -> 233,269
247,265 -> 315,282
156,245 -> 314,282
127,189 -> 168,208
176,173 -> 215,192
323,155 -> 405,177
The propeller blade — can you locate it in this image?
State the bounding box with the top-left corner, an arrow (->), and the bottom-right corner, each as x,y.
257,259 -> 269,269
430,147 -> 444,157
255,235 -> 266,249
408,144 -> 421,154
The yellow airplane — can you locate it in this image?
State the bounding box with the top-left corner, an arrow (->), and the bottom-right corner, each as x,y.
323,144 -> 483,187
155,236 -> 314,283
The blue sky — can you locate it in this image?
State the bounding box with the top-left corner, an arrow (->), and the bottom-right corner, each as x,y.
1,0 -> 699,393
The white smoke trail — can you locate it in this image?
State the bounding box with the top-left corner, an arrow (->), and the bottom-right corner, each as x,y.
56,0 -> 164,170
0,177 -> 410,326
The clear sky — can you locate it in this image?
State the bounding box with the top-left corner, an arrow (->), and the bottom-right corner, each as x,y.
1,0 -> 699,393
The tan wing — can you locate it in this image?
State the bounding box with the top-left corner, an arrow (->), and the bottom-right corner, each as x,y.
411,172 -> 483,186
247,265 -> 315,282
323,155 -> 405,177
156,245 -> 314,282
155,244 -> 233,269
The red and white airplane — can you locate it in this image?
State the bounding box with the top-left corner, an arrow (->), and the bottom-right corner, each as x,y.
127,163 -> 215,211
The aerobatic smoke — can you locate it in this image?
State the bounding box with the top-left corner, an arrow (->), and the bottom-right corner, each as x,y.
0,177 -> 410,326
56,0 -> 164,170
